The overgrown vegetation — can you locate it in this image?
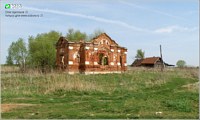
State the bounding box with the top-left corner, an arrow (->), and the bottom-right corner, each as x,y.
1,66 -> 199,119
6,29 -> 104,72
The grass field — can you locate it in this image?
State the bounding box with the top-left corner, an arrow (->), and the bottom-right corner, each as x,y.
1,66 -> 199,119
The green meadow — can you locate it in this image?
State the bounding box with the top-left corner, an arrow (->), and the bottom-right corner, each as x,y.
1,66 -> 199,119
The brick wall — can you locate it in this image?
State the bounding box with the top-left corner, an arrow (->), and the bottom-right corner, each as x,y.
56,33 -> 127,74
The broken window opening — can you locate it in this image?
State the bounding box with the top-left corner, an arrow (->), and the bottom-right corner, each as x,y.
120,56 -> 122,67
103,57 -> 108,65
99,53 -> 104,65
99,53 -> 108,65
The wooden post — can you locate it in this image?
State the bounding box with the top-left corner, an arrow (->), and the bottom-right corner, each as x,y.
160,45 -> 164,72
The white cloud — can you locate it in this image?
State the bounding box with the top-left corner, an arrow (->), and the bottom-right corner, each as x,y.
23,6 -> 149,32
154,25 -> 198,33
119,0 -> 186,21
23,6 -> 197,35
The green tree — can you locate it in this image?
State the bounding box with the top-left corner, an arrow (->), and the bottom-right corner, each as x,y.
6,38 -> 28,71
66,28 -> 87,42
6,56 -> 14,65
6,52 -> 14,65
88,29 -> 104,40
176,60 -> 186,67
28,31 -> 61,72
135,49 -> 145,59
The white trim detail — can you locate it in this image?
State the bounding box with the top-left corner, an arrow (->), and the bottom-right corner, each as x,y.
85,61 -> 90,65
111,49 -> 114,52
110,62 -> 114,65
73,54 -> 76,59
118,50 -> 121,52
69,61 -> 73,65
85,46 -> 90,50
124,63 -> 127,66
94,48 -> 98,51
69,46 -> 73,50
84,71 -> 121,75
117,62 -> 121,65
94,62 -> 98,65
124,52 -> 127,54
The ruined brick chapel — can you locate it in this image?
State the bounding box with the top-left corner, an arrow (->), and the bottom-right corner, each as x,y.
56,33 -> 127,74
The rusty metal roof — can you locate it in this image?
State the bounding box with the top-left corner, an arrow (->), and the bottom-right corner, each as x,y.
141,57 -> 161,64
131,59 -> 143,66
131,57 -> 174,67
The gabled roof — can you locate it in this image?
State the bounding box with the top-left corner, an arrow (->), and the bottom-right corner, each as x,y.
56,37 -> 68,46
131,59 -> 143,67
141,57 -> 161,64
131,57 -> 161,66
91,33 -> 119,46
131,56 -> 174,67
56,33 -> 127,49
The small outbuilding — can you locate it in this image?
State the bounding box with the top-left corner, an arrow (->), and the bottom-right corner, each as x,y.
131,57 -> 174,68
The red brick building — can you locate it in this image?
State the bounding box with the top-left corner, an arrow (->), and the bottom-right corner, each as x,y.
56,33 -> 127,74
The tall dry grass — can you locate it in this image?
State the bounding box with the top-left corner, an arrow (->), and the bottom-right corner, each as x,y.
1,66 -> 198,96
1,66 -> 103,96
1,65 -> 20,73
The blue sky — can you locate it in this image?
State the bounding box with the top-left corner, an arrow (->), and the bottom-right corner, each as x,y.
1,0 -> 199,66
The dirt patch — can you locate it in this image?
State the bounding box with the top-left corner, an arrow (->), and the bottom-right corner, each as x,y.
1,103 -> 35,113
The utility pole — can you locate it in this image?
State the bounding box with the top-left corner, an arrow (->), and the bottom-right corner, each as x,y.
160,45 -> 164,72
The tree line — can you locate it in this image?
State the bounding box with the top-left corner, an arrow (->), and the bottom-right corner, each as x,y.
6,29 -> 104,72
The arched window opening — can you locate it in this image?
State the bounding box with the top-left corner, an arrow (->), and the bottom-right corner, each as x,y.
60,55 -> 64,64
59,48 -> 64,55
104,57 -> 108,65
99,53 -> 104,65
99,53 -> 109,65
120,56 -> 122,67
